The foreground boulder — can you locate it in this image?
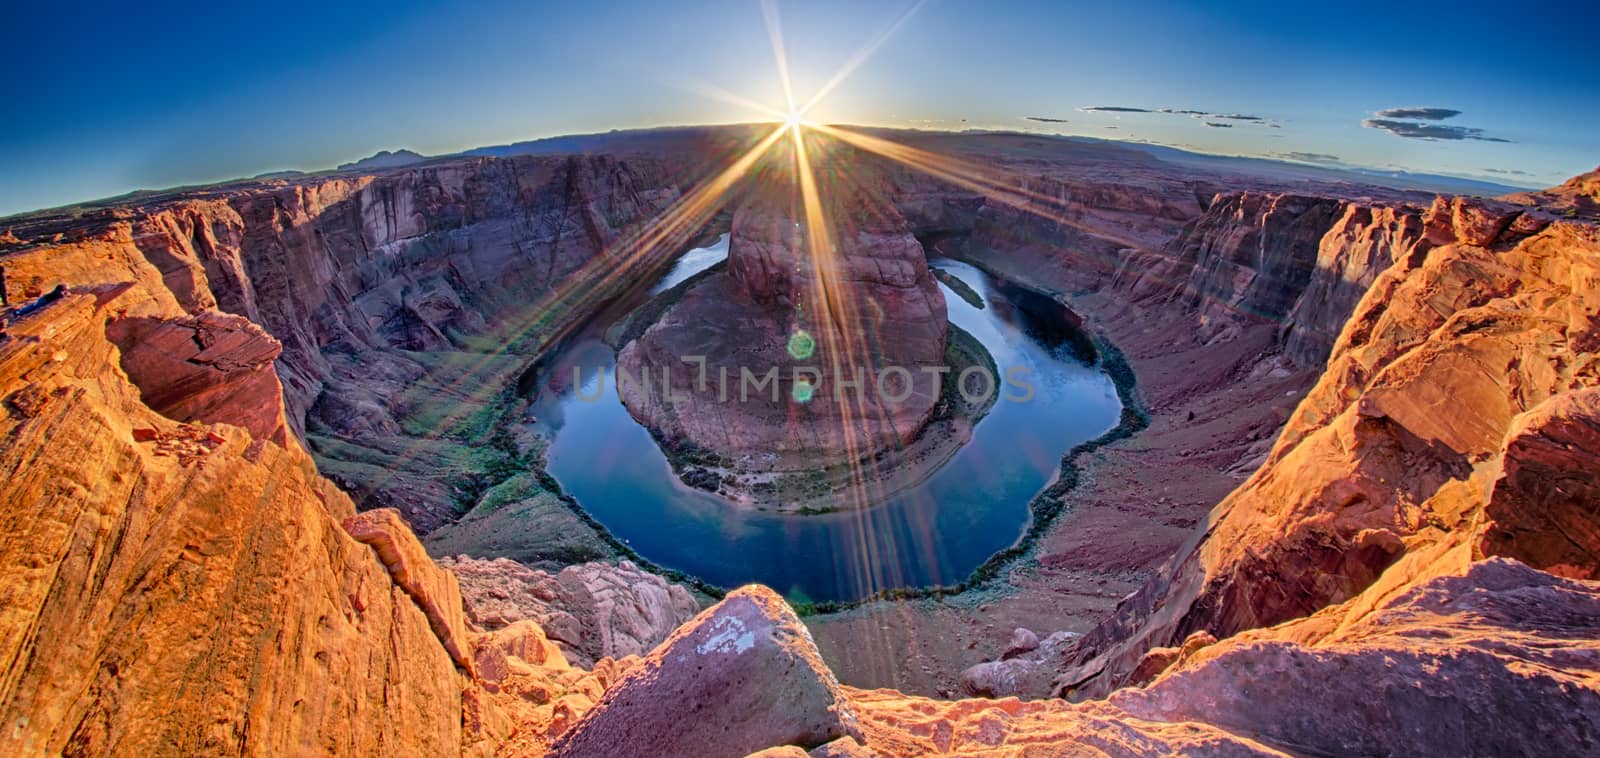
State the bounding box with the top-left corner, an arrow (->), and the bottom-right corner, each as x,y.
551,585 -> 860,758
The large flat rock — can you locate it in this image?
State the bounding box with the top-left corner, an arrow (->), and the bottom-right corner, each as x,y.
552,585 -> 860,758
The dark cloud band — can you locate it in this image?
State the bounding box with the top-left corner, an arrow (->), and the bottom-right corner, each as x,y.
1080,106 -> 1269,122
1374,107 -> 1462,121
1362,118 -> 1510,142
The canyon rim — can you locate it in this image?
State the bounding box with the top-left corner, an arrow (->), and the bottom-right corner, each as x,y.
2,1 -> 1599,756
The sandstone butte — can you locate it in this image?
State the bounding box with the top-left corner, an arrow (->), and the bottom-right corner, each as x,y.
0,130 -> 1597,756
617,185 -> 948,473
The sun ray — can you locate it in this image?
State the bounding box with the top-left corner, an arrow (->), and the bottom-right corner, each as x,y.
362,125 -> 790,495
761,0 -> 797,112
797,0 -> 929,115
811,123 -> 1152,250
788,125 -> 935,599
386,0 -> 1269,608
814,122 -> 1309,335
678,79 -> 790,121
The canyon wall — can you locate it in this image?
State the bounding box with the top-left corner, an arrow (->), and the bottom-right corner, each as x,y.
2,153 -> 699,529
0,291 -> 471,755
0,285 -> 680,755
2,134 -> 1597,755
1049,195 -> 1600,697
966,180 -> 1437,372
1113,192 -> 1432,369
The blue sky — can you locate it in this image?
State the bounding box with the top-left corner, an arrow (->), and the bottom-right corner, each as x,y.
2,0 -> 1596,216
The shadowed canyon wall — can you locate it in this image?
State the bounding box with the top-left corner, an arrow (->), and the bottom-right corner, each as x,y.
2,151 -> 717,530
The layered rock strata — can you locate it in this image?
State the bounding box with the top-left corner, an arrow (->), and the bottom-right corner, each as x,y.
1044,197 -> 1598,699
2,134 -> 1598,756
1,150 -> 703,530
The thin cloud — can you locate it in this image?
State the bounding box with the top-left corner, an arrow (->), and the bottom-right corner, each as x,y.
1375,107 -> 1461,121
1362,118 -> 1511,142
1277,151 -> 1342,164
1483,167 -> 1534,176
1078,105 -> 1275,126
1204,122 -> 1233,128
1025,116 -> 1070,123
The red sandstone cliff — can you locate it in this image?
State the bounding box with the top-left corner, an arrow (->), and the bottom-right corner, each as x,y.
2,137 -> 1598,755
1044,194 -> 1598,703
2,153 -> 697,529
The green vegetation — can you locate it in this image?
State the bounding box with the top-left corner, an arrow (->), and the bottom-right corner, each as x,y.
932,267 -> 985,309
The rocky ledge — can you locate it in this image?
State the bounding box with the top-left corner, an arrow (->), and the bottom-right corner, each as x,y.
440,555 -> 701,668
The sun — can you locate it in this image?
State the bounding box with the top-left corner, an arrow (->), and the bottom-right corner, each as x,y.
784,110 -> 806,130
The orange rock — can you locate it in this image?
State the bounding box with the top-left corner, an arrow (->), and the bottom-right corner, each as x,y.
342,508 -> 475,674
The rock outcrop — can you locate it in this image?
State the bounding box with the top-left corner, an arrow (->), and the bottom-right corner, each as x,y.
1476,387 -> 1600,577
1112,558 -> 1600,757
441,555 -> 700,667
1047,197 -> 1598,699
551,585 -> 861,758
0,286 -> 655,756
106,309 -> 294,445
3,130 -> 1599,757
1505,165 -> 1600,219
0,292 -> 469,755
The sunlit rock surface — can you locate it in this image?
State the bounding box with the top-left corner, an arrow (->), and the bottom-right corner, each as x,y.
1046,196 -> 1599,701
441,555 -> 700,667
551,586 -> 861,758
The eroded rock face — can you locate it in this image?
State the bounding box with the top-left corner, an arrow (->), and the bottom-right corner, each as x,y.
1112,192 -> 1430,370
0,295 -> 466,756
344,508 -> 477,672
616,188 -> 947,479
106,309 -> 293,445
441,555 -> 700,667
2,151 -> 695,530
551,585 -> 861,758
5,135 -> 1600,757
1047,198 -> 1600,698
1477,388 -> 1600,577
